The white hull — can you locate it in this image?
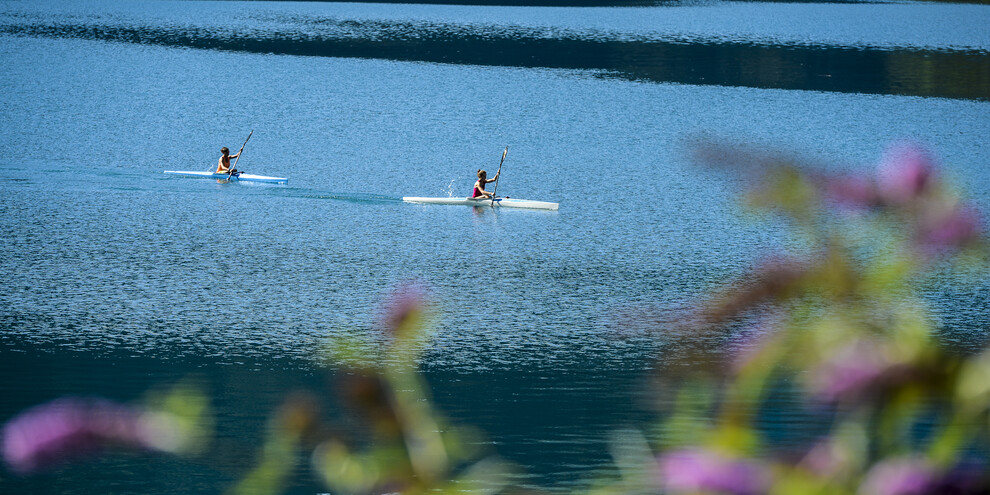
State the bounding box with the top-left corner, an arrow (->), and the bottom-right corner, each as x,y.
402,196 -> 558,210
164,170 -> 287,184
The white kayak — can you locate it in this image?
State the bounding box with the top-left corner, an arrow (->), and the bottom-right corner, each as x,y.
163,170 -> 288,184
402,196 -> 558,210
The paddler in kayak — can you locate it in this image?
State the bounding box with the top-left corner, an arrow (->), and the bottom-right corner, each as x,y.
472,169 -> 500,199
216,147 -> 241,176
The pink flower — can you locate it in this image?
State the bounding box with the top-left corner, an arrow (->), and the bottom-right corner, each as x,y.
800,438 -> 854,478
806,339 -> 913,404
876,142 -> 935,205
859,458 -> 936,495
823,173 -> 880,210
2,398 -> 168,474
657,449 -> 772,495
914,204 -> 982,256
379,280 -> 430,336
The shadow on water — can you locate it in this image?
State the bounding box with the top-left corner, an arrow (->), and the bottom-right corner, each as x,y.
0,334 -> 663,492
1,16 -> 987,100
0,339 -> 331,493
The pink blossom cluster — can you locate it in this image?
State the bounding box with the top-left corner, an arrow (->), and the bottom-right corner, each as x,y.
2,397 -> 179,474
657,448 -> 772,495
825,142 -> 982,256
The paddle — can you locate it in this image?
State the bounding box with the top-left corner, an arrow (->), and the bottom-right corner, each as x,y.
228,129 -> 253,179
490,145 -> 507,207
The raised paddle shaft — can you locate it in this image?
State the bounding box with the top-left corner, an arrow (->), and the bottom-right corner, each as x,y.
229,129 -> 253,179
491,145 -> 507,207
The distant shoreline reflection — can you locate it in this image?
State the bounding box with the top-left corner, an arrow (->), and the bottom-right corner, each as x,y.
1,19 -> 987,101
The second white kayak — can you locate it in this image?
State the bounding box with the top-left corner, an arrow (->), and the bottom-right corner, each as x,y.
402,196 -> 558,210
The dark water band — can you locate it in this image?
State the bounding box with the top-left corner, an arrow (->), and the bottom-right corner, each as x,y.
3,21 -> 987,101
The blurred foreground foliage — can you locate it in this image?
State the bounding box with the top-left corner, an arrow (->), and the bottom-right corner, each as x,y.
2,141 -> 988,494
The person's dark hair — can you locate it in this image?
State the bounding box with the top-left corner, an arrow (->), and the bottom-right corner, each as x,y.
221,147 -> 230,154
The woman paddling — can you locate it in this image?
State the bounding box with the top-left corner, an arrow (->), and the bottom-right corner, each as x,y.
472,169 -> 500,199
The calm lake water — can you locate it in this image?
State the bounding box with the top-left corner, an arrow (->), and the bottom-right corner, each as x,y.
1,0 -> 989,492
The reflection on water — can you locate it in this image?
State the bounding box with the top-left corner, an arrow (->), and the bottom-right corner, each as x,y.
1,2 -> 988,100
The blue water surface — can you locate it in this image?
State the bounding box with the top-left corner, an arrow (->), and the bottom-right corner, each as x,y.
1,0 -> 989,492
